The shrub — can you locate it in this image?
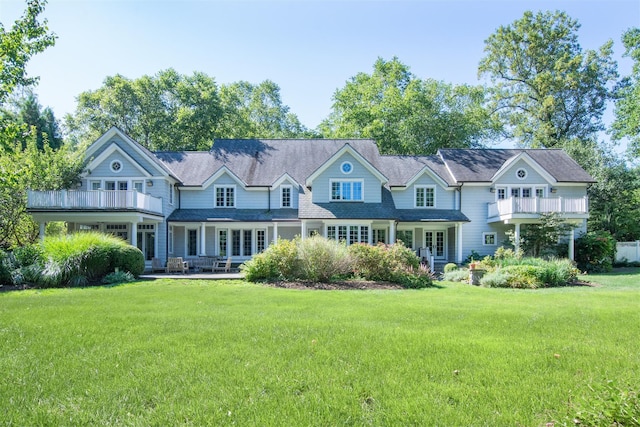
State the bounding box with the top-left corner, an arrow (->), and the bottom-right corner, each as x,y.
349,243 -> 395,281
111,245 -> 145,277
479,269 -> 510,287
102,270 -> 136,285
442,269 -> 469,282
241,238 -> 300,282
0,250 -> 12,286
395,264 -> 433,289
566,380 -> 640,426
12,244 -> 44,268
443,263 -> 458,273
575,231 -> 616,273
297,236 -> 351,282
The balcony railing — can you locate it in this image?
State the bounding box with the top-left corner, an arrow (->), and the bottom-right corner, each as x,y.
488,196 -> 588,219
27,190 -> 163,215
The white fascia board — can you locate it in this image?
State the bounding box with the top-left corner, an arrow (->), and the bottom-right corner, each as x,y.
199,166 -> 247,190
491,152 -> 557,184
271,173 -> 300,189
86,144 -> 152,178
404,166 -> 454,190
305,144 -> 388,187
85,127 -> 171,178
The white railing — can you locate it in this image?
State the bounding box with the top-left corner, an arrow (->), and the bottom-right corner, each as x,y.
488,196 -> 588,218
27,190 -> 163,215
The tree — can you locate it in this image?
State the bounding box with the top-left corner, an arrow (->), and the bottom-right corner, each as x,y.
2,90 -> 63,150
66,69 -> 223,151
478,11 -> 618,148
612,27 -> 640,156
0,0 -> 56,103
319,57 -> 501,155
506,212 -> 575,257
0,130 -> 83,248
217,80 -> 311,138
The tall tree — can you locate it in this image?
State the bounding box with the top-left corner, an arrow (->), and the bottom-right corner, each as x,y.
612,27 -> 640,157
217,80 -> 310,138
478,10 -> 618,148
0,0 -> 56,104
66,69 -> 223,151
2,90 -> 63,150
319,57 -> 500,155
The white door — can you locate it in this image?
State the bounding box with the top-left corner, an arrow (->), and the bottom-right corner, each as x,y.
425,231 -> 446,259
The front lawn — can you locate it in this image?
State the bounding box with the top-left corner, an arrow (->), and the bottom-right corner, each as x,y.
1,270 -> 639,425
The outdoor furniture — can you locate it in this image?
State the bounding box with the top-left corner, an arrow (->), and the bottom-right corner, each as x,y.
213,257 -> 232,273
198,257 -> 218,272
166,257 -> 189,274
151,257 -> 165,272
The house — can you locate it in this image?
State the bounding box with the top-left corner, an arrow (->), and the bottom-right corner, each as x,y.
27,127 -> 594,269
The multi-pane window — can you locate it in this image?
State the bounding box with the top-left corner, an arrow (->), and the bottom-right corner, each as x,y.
188,229 -> 198,256
497,188 -> 506,200
232,230 -> 241,256
218,230 -> 227,257
326,225 -> 369,244
483,232 -> 497,246
522,188 -> 531,198
330,180 -> 363,201
536,188 -> 545,198
415,186 -> 435,207
511,188 -> 520,198
91,181 -> 101,190
396,230 -> 413,248
133,180 -> 143,192
257,230 -> 266,252
243,230 -> 252,256
215,186 -> 235,207
497,186 -> 546,200
372,229 -> 386,244
281,186 -> 292,208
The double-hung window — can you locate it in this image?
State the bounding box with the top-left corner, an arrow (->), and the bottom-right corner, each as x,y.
215,185 -> 235,207
330,180 -> 363,201
415,185 -> 435,208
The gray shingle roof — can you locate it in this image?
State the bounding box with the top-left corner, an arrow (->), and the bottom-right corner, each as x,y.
437,149 -> 595,183
155,139 -> 385,187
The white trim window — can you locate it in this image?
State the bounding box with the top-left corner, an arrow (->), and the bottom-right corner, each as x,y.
326,225 -> 369,244
281,185 -> 292,208
330,180 -> 363,201
415,185 -> 435,208
169,185 -> 175,205
215,185 -> 235,207
483,232 -> 497,246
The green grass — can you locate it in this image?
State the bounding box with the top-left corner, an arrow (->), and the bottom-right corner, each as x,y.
1,269 -> 639,425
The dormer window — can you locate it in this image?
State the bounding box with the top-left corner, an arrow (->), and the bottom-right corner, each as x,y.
415,185 -> 435,208
215,185 -> 235,207
330,180 -> 363,201
281,185 -> 292,208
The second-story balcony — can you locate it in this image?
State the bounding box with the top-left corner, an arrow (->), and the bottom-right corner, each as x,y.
487,196 -> 588,223
27,190 -> 163,216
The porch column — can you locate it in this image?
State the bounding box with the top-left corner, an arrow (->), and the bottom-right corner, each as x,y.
154,222 -> 159,259
200,222 -> 207,255
131,221 -> 138,247
301,220 -> 307,240
273,222 -> 279,244
456,223 -> 463,264
389,220 -> 396,244
568,228 -> 575,261
514,223 -> 521,255
39,222 -> 46,241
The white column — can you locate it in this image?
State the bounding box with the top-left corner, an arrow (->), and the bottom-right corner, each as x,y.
301,220 -> 307,240
154,222 -> 159,259
514,223 -> 521,255
389,220 -> 396,244
39,222 -> 46,241
200,222 -> 207,255
273,222 -> 279,244
568,228 -> 575,261
131,221 -> 138,247
456,223 -> 463,264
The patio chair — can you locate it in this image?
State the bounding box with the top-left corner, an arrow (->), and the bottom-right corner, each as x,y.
213,257 -> 232,273
151,257 -> 165,273
166,257 -> 189,274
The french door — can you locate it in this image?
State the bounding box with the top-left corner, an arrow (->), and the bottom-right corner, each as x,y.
425,231 -> 446,259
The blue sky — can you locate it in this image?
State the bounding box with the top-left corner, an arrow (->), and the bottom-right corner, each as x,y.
1,0 -> 639,136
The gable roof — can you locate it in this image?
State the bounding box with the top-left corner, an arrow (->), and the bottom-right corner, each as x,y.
155,139 -> 385,187
437,149 -> 595,183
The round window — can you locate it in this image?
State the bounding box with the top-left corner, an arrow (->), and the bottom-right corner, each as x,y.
341,161 -> 353,174
110,160 -> 123,173
516,168 -> 527,180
